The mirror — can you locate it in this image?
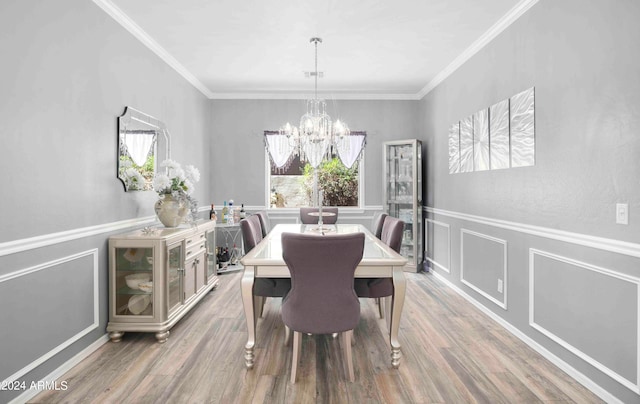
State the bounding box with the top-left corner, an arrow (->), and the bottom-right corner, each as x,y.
117,107 -> 171,191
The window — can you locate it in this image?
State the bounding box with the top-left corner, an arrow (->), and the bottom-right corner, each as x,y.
267,149 -> 364,208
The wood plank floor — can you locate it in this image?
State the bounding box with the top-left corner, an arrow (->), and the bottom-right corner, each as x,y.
31,272 -> 603,403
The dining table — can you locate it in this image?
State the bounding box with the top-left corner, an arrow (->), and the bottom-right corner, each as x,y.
239,223 -> 408,369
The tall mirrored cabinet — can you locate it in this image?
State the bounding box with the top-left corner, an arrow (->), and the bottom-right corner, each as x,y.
383,139 -> 423,272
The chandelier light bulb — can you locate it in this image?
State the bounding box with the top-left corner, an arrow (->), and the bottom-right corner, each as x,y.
333,119 -> 350,138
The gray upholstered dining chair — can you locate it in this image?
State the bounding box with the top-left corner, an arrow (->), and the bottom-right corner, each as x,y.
240,215 -> 291,317
354,216 -> 404,319
371,212 -> 388,239
281,232 -> 364,383
255,210 -> 269,238
299,207 -> 339,224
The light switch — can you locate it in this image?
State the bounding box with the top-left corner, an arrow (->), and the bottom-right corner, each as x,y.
497,279 -> 503,293
616,203 -> 629,225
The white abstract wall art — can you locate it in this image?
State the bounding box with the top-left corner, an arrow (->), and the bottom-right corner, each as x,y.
448,122 -> 460,174
489,99 -> 510,170
510,87 -> 535,168
459,115 -> 474,173
473,109 -> 490,171
448,87 -> 535,175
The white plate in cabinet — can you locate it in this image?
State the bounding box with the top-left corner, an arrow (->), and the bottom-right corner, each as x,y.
107,220 -> 218,343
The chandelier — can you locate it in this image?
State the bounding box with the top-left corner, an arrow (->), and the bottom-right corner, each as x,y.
265,38 -> 366,172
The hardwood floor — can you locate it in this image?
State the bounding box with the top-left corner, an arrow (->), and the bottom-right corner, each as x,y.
31,272 -> 603,403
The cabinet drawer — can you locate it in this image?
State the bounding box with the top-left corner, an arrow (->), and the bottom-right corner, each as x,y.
185,233 -> 206,259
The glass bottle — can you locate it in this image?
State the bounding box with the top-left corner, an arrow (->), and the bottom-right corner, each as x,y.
230,243 -> 240,265
221,201 -> 228,224
228,200 -> 234,225
209,204 -> 217,222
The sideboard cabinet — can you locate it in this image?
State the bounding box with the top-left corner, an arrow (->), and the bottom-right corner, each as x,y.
107,220 -> 218,343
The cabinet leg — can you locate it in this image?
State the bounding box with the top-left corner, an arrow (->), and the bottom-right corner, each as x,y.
109,331 -> 124,342
155,330 -> 170,343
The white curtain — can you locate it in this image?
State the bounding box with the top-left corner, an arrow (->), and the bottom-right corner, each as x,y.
125,134 -> 154,166
265,132 -> 295,168
336,134 -> 366,168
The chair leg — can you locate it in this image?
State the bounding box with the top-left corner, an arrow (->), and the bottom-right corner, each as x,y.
291,331 -> 302,384
342,330 -> 355,382
259,297 -> 266,318
284,325 -> 291,346
377,297 -> 384,319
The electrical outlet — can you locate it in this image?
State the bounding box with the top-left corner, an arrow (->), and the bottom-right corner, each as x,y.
497,279 -> 503,293
616,203 -> 629,225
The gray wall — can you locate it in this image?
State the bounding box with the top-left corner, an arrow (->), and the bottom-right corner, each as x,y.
0,1 -> 210,402
209,99 -> 419,209
2,0 -> 638,402
421,1 -> 640,402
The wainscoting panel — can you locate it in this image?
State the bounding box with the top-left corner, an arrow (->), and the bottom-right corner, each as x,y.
425,206 -> 640,402
425,218 -> 451,273
0,249 -> 99,384
529,249 -> 639,393
461,229 -> 508,309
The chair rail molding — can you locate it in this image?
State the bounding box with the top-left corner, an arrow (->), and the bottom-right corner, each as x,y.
424,206 -> 640,259
0,216 -> 157,258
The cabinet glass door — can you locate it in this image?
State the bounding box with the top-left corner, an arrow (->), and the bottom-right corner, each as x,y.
384,140 -> 423,270
167,242 -> 183,314
205,228 -> 217,282
114,247 -> 154,316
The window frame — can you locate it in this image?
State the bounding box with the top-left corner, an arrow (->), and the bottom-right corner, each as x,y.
264,149 -> 366,210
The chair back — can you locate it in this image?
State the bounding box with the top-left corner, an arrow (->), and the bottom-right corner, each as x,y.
240,215 -> 263,253
255,211 -> 269,237
299,207 -> 339,224
281,232 -> 364,334
380,216 -> 404,253
371,212 -> 388,239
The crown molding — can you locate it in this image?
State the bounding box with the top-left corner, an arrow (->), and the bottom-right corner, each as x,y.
416,0 -> 539,100
93,0 -> 538,102
209,92 -> 421,101
91,0 -> 215,99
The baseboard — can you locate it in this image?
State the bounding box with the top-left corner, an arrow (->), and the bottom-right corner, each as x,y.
9,334 -> 110,404
429,270 -> 623,404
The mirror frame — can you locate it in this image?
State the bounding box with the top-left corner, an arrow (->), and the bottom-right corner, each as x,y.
117,106 -> 171,191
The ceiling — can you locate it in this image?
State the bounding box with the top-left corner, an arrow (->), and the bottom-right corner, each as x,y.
96,0 -> 536,99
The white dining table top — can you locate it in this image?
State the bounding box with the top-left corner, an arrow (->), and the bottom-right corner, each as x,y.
240,223 -> 407,268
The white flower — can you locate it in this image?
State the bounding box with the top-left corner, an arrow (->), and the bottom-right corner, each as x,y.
184,165 -> 200,183
160,159 -> 181,170
153,173 -> 172,192
183,180 -> 194,195
124,168 -> 145,190
170,166 -> 185,181
153,160 -> 199,197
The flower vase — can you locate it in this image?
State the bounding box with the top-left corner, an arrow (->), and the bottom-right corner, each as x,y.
155,194 -> 189,227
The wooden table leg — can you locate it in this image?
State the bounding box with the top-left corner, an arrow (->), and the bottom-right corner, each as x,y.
389,267 -> 406,368
241,265 -> 257,369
